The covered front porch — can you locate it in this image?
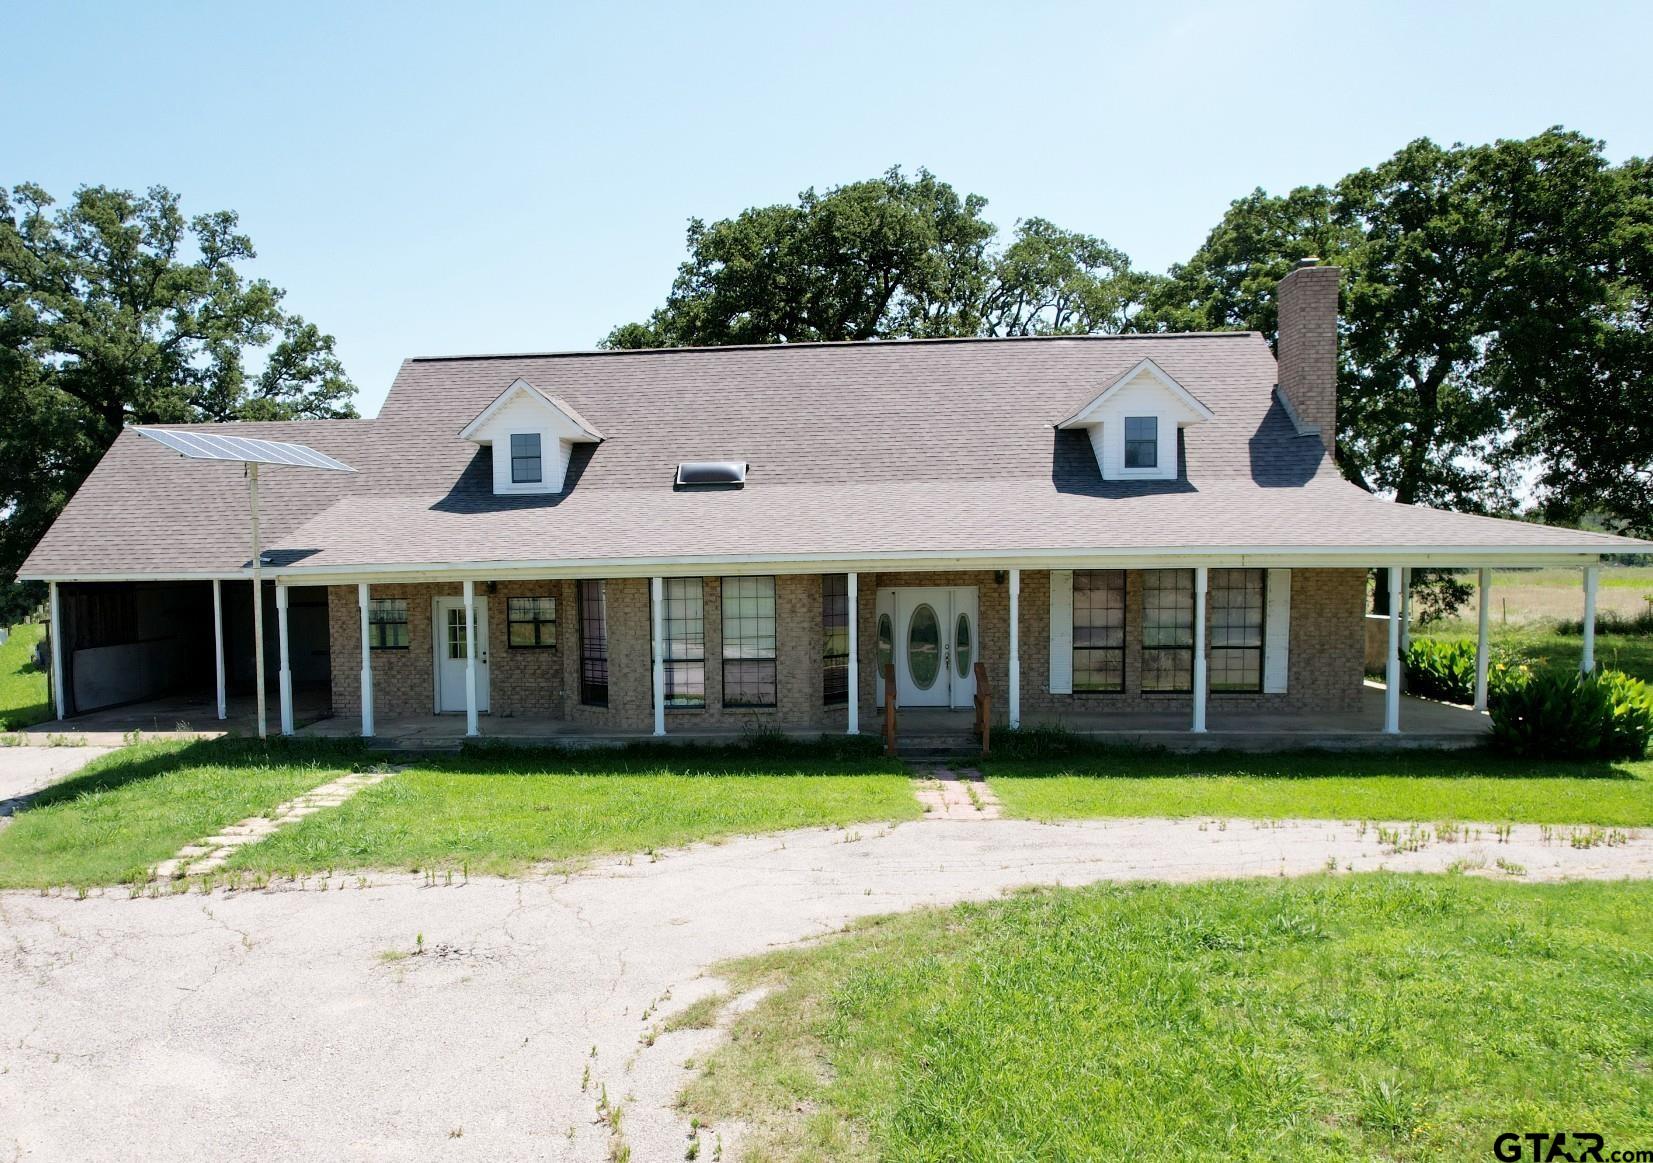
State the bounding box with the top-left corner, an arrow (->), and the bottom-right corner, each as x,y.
44,556 -> 1607,754
282,681 -> 1488,754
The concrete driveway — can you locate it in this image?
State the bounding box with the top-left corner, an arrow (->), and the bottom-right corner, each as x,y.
0,746 -> 118,818
2,816 -> 1649,1162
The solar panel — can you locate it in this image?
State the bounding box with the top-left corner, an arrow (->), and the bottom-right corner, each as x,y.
675,461 -> 748,486
134,428 -> 357,473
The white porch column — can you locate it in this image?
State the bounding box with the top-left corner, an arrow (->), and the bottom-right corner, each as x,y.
1383,568 -> 1403,733
650,576 -> 666,736
212,579 -> 228,721
48,580 -> 65,721
846,572 -> 859,735
357,583 -> 375,738
1581,565 -> 1599,675
1192,566 -> 1209,733
1007,568 -> 1021,729
276,583 -> 294,736
463,579 -> 480,738
1473,567 -> 1491,712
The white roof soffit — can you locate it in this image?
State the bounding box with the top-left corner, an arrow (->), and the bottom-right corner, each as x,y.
458,378 -> 604,443
1055,358 -> 1217,428
133,428 -> 357,472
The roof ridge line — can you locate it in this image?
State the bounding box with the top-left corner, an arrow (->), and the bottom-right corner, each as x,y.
405,331 -> 1262,364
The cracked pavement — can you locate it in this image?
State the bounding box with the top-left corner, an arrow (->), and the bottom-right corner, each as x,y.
2,815 -> 1650,1161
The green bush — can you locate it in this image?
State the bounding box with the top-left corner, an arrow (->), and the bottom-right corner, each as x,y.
1404,638 -> 1534,706
1403,638 -> 1477,703
1490,668 -> 1653,759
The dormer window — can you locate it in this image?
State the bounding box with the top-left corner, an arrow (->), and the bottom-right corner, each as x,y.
1123,417 -> 1158,468
459,379 -> 603,496
1055,358 -> 1214,483
510,433 -> 543,484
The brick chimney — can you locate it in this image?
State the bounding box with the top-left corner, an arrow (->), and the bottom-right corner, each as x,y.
1275,258 -> 1340,456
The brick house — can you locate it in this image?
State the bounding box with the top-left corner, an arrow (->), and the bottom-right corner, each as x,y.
19,263 -> 1646,744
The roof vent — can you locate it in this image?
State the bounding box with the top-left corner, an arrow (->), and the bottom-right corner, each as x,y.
675,461 -> 748,486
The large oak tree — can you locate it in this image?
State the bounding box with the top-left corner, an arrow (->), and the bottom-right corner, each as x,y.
0,183 -> 357,620
603,167 -> 1154,349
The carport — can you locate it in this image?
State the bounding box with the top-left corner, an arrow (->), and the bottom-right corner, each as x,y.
47,579 -> 332,726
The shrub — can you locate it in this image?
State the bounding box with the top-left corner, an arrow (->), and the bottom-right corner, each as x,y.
1404,639 -> 1534,707
1554,604 -> 1653,638
1489,669 -> 1653,760
1403,639 -> 1477,704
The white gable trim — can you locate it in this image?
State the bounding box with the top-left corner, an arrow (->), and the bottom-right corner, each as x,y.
1055,358 -> 1216,429
458,379 -> 604,443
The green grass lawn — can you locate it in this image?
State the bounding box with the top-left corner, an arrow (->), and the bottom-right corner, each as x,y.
1416,624 -> 1653,684
229,742 -> 919,877
985,748 -> 1653,826
682,875 -> 1653,1161
0,623 -> 50,730
0,739 -> 364,888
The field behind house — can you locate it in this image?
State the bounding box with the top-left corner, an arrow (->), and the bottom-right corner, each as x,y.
0,623 -> 50,731
1459,565 -> 1653,627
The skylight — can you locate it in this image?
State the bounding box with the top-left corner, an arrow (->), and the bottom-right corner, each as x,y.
676,461 -> 748,486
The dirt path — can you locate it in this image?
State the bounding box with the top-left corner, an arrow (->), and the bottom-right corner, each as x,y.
2,815 -> 1648,1161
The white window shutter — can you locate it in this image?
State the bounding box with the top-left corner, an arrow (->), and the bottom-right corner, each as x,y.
1263,568 -> 1291,693
1049,570 -> 1073,694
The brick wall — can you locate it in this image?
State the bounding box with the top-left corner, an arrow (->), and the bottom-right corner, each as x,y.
1019,568 -> 1365,717
327,567 -> 1366,733
329,580 -> 570,723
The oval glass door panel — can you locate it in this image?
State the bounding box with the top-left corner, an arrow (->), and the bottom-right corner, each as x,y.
955,614 -> 971,678
908,604 -> 940,689
877,614 -> 894,673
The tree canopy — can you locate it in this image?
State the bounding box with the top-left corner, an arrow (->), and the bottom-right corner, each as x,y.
1142,129 -> 1652,538
602,168 -> 1154,349
0,183 -> 357,619
612,138 -> 1651,553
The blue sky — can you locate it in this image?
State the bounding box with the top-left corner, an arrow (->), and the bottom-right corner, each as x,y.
7,0 -> 1650,416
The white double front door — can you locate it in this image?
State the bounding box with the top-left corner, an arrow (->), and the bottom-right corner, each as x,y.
877,587 -> 979,708
433,596 -> 491,713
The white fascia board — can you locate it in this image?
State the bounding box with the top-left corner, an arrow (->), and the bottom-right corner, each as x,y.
1056,358 -> 1216,428
458,379 -> 603,443
267,544 -> 1617,585
16,570 -> 251,583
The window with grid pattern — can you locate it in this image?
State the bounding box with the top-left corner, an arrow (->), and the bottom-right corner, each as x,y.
1072,570 -> 1126,691
663,578 -> 705,707
722,576 -> 777,708
821,574 -> 849,706
579,581 -> 608,707
509,433 -> 542,483
1209,568 -> 1265,692
1124,416 -> 1158,468
368,599 -> 409,649
507,596 -> 557,648
1141,570 -> 1194,691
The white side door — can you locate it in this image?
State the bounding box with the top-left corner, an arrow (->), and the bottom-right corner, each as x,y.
434,597 -> 491,713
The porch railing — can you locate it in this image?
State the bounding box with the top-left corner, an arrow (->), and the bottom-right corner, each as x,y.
883,662 -> 897,756
973,661 -> 991,756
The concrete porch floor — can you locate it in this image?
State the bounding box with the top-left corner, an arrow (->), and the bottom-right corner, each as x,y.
295,680 -> 1487,753
28,682 -> 1487,754
18,689 -> 332,742
906,681 -> 1490,751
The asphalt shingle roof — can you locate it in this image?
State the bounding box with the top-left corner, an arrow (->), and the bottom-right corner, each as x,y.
19,332 -> 1645,580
